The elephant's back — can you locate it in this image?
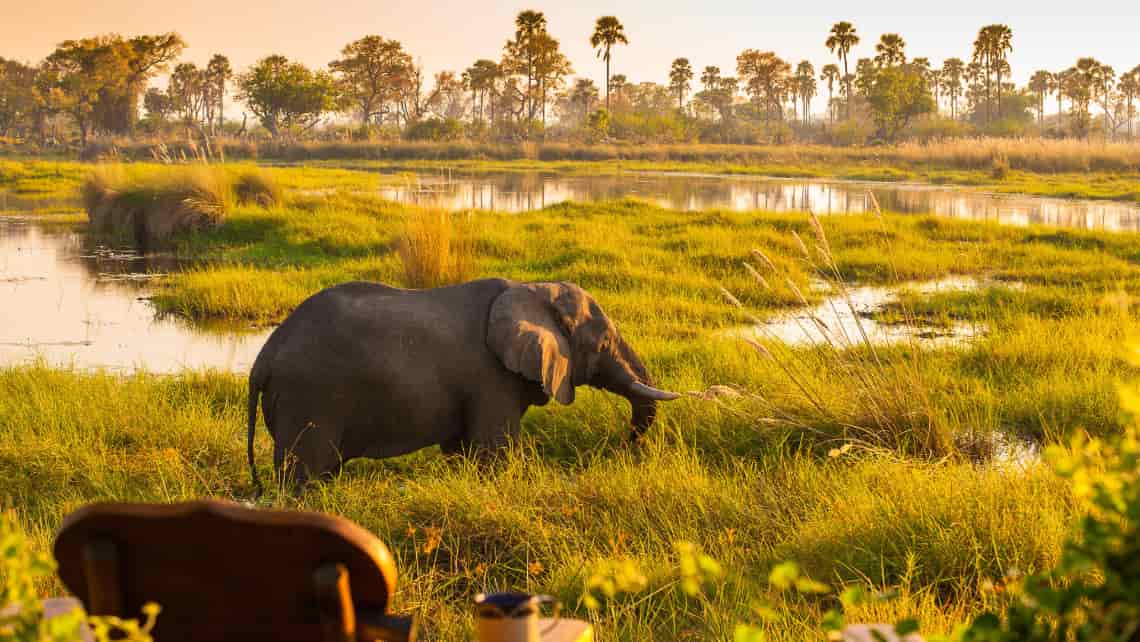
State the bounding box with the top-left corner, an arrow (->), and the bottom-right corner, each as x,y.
263,278 -> 512,380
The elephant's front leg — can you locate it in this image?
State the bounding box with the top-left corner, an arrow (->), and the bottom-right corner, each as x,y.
463,391 -> 531,453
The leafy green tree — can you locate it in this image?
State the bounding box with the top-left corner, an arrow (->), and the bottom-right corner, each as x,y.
590,16 -> 628,111
668,58 -> 693,109
864,64 -> 935,139
142,87 -> 172,122
737,49 -> 790,123
826,21 -> 860,119
873,33 -> 906,67
329,36 -> 413,132
41,37 -> 127,144
0,58 -> 37,137
237,55 -> 339,137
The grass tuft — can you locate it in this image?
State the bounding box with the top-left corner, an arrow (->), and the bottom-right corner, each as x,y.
397,207 -> 475,288
83,164 -> 231,246
232,169 -> 284,208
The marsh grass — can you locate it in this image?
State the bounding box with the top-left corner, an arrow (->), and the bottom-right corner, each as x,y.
232,169 -> 283,207
82,164 -> 232,245
397,208 -> 476,288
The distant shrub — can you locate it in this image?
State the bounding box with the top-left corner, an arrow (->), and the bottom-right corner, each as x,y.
403,117 -> 465,142
990,151 -> 1011,180
825,120 -> 874,146
232,169 -> 283,207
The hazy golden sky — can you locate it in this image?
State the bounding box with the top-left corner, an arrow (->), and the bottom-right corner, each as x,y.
3,0 -> 1138,93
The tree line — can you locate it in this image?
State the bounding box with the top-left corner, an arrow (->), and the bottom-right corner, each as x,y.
0,15 -> 1137,145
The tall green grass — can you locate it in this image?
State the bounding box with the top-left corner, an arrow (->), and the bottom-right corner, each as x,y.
0,364 -> 1076,640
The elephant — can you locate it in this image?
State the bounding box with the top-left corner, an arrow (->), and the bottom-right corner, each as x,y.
246,278 -> 680,493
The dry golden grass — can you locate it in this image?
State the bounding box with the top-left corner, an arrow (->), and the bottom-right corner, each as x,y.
71,136 -> 1140,174
396,208 -> 475,289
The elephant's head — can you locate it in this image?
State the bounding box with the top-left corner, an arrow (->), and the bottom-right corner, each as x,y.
487,281 -> 680,439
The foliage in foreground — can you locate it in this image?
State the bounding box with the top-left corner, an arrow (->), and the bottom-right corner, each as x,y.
0,512 -> 159,642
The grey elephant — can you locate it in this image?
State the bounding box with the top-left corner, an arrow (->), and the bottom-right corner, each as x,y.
246,278 -> 680,492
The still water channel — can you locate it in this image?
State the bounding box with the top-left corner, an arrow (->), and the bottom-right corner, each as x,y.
2,169 -> 1137,372
378,170 -> 1140,231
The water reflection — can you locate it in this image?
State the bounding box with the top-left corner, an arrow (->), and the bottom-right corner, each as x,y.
729,277 -> 990,348
0,218 -> 270,372
379,171 -> 1140,232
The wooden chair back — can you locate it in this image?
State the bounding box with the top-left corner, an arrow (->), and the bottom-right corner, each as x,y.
53,499 -> 414,642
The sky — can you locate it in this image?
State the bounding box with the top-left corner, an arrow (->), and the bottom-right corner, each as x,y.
3,1 -> 1138,114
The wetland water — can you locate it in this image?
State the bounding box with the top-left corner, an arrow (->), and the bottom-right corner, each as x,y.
1,169 -> 1137,372
379,170 -> 1140,231
0,217 -> 270,372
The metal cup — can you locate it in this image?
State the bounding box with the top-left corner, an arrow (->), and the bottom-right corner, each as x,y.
474,592 -> 559,642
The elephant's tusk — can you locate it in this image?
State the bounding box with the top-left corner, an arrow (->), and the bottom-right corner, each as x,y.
630,381 -> 682,401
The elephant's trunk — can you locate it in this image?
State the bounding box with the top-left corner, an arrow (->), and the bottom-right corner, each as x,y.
609,335 -> 680,440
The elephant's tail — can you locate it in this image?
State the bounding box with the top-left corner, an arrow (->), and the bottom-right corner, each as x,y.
247,376 -> 263,498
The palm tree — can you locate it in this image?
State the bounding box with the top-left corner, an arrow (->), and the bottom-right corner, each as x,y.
589,16 -> 628,111
1092,63 -> 1115,139
940,58 -> 965,119
608,73 -> 628,106
874,34 -> 906,67
669,58 -> 693,110
1028,70 -> 1053,128
795,61 -> 815,125
701,66 -> 721,92
1122,67 -> 1140,139
825,21 -> 860,119
820,63 -> 840,123
973,24 -> 1012,122
205,54 -> 232,134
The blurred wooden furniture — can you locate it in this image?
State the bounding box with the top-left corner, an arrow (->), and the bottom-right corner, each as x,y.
53,499 -> 415,642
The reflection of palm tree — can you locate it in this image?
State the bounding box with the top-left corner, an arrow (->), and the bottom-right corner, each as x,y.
825,21 -> 859,120
589,16 -> 629,111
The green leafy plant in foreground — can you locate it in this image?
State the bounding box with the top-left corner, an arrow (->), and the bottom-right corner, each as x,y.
1,511 -> 159,642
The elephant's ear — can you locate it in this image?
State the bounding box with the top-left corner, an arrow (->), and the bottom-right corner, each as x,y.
487,284 -> 576,405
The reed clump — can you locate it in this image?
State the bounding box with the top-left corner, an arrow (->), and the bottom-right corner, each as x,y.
397,207 -> 475,288
83,165 -> 231,246
232,169 -> 283,207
